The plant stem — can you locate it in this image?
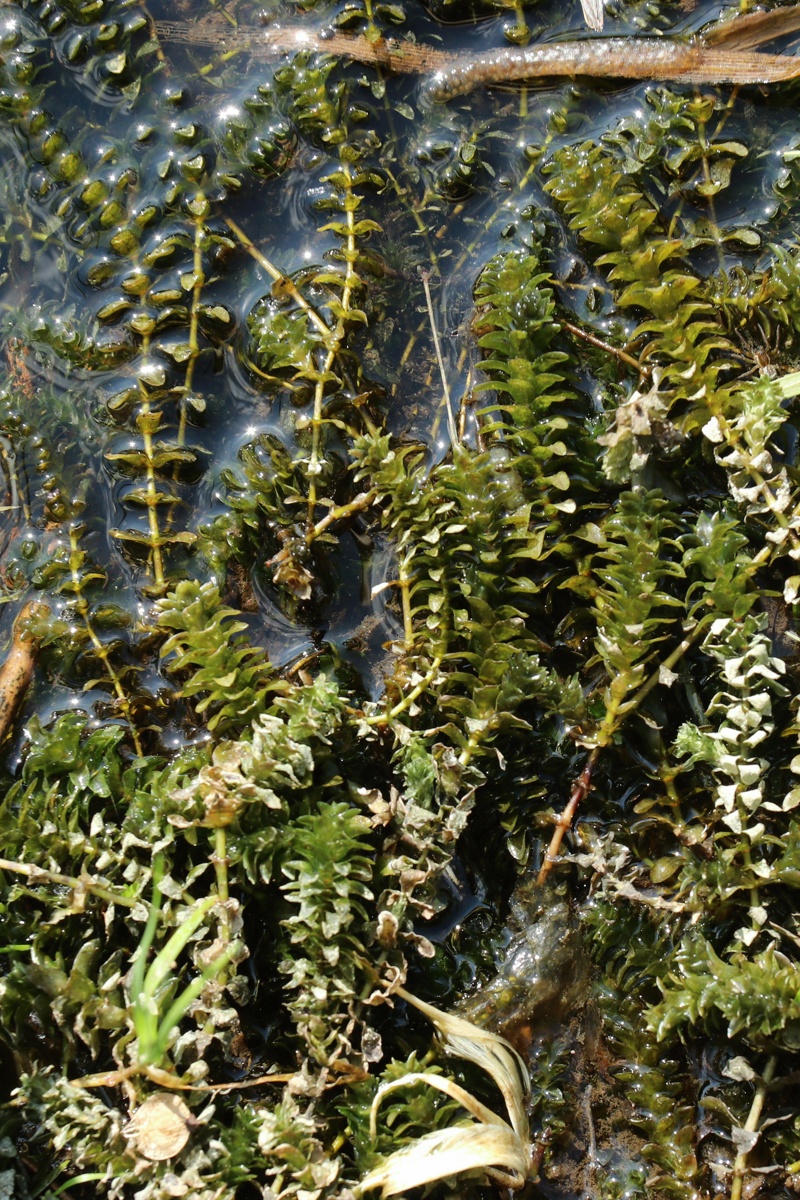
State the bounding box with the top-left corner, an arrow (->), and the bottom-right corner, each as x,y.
730,1056 -> 777,1200
267,492 -> 377,567
0,601 -> 41,743
421,269 -> 458,446
366,655 -> 443,726
139,337 -> 165,589
0,858 -> 138,908
398,556 -> 414,647
561,319 -> 650,377
458,731 -> 482,768
537,747 -> 600,885
625,619 -> 710,714
307,160 -> 360,525
178,200 -> 206,450
307,357 -> 334,523
212,826 -> 231,986
225,218 -> 332,341
68,529 -> 143,755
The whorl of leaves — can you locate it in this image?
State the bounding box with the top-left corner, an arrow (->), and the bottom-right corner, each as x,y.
473,248 -> 576,519
280,801 -> 376,1065
157,580 -> 282,734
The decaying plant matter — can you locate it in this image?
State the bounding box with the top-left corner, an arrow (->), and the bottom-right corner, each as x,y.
4,0 -> 800,1197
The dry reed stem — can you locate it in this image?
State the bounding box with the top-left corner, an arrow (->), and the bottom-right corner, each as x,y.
156,6 -> 800,96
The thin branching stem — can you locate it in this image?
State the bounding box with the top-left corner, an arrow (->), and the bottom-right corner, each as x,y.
0,858 -> 138,908
68,529 -> 143,755
224,218 -> 332,341
537,747 -> 600,885
267,490 -> 377,565
561,319 -> 651,378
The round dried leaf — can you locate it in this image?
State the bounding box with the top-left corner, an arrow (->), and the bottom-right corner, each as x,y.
126,1093 -> 193,1161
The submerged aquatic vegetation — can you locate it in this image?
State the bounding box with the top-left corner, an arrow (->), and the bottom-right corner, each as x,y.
5,0 -> 800,1197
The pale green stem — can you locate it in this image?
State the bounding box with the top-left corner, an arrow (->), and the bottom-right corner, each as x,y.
136,333 -> 165,587
307,348 -> 337,523
363,0 -> 378,39
421,269 -> 458,446
458,731 -> 482,768
214,828 -> 229,907
366,655 -> 443,726
142,425 -> 165,588
212,826 -> 231,987
398,556 -> 414,648
177,204 -> 206,449
69,528 -> 143,755
225,218 -> 332,341
0,857 -> 138,908
308,161 -> 359,522
730,1057 -> 777,1200
624,620 -> 710,718
592,668 -> 636,748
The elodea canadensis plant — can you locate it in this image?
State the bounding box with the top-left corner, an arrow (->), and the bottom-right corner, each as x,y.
5,0 -> 800,1197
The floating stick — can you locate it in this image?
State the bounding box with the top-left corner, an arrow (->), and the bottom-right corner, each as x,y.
156,6 -> 800,97
0,602 -> 45,743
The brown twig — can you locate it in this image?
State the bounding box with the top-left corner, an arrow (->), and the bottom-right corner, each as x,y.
71,1063 -> 296,1091
561,320 -> 651,378
426,39 -> 800,101
705,4 -> 800,49
266,490 -> 377,567
0,602 -> 45,743
537,747 -> 600,885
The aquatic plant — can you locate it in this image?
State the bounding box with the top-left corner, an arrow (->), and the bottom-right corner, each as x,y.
4,0 -> 800,1197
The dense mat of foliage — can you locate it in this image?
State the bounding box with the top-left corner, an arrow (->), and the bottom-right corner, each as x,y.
3,0 -> 800,1197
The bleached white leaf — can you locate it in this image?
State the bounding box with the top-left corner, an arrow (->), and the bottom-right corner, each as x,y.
724,1056 -> 755,1082
579,0 -> 604,32
731,1126 -> 760,1155
396,987 -> 529,1138
358,1121 -> 528,1198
